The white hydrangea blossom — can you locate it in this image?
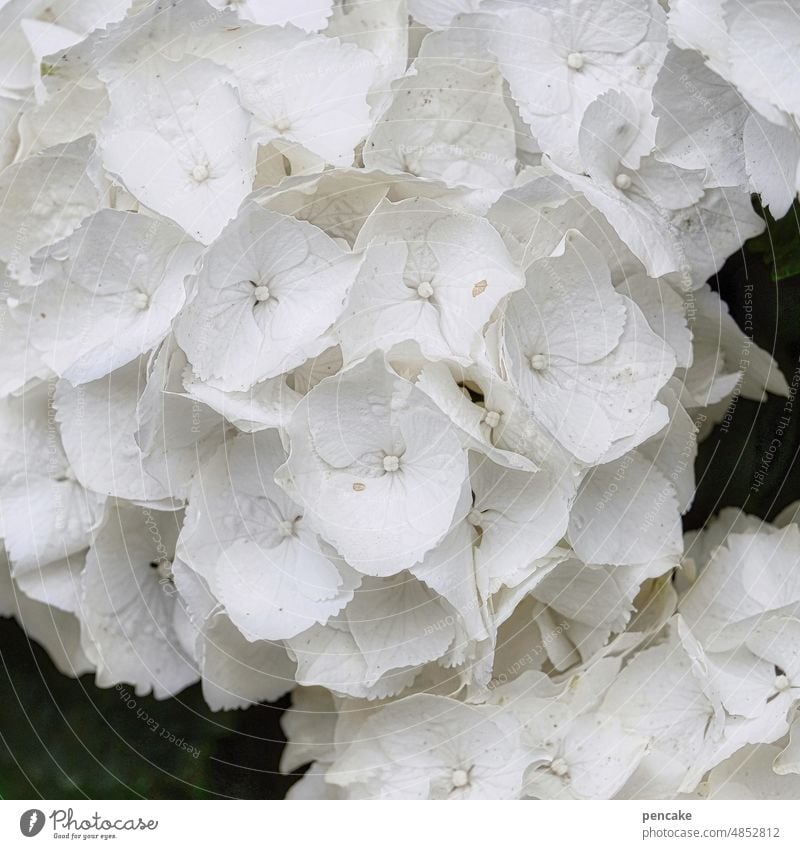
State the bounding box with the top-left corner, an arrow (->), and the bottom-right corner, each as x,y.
1,0 -> 800,803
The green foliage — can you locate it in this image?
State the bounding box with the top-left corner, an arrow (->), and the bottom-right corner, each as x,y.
687,212 -> 800,529
0,619 -> 297,799
747,200 -> 800,283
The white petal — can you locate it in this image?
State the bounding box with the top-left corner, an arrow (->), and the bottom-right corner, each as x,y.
100,55 -> 256,243
569,451 -> 682,565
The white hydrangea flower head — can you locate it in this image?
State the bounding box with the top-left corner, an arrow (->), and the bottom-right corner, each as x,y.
16,209 -> 201,385
338,197 -> 523,364
172,560 -> 297,710
278,353 -> 470,575
547,91 -> 707,277
203,25 -> 379,168
483,0 -> 667,166
364,39 -> 517,195
78,501 -> 198,699
0,382 -> 106,573
178,428 -> 360,642
99,54 -> 257,244
1,0 -> 800,803
177,202 -> 362,391
327,693 -> 534,799
0,136 -> 105,282
499,230 -> 676,463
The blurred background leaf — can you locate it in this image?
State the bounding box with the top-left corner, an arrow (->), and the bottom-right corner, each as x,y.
688,202 -> 800,528
747,201 -> 800,283
0,620 -> 298,798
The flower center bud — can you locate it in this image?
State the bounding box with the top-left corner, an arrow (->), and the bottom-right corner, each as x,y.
550,757 -> 569,777
132,290 -> 150,310
614,173 -> 633,191
567,52 -> 584,70
529,353 -> 549,371
417,280 -> 434,299
775,674 -> 791,692
278,519 -> 296,538
191,163 -> 209,183
253,285 -> 271,302
467,508 -> 483,527
451,768 -> 470,788
483,409 -> 501,429
383,454 -> 401,473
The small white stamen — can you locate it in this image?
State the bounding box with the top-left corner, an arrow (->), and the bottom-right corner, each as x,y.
567,52 -> 584,70
383,454 -> 401,473
529,353 -> 549,371
451,768 -> 470,788
278,519 -> 295,538
132,290 -> 149,310
274,117 -> 292,133
775,674 -> 791,692
191,163 -> 209,182
417,280 -> 434,299
614,173 -> 633,191
483,409 -> 501,429
550,757 -> 569,777
467,508 -> 483,527
253,285 -> 271,302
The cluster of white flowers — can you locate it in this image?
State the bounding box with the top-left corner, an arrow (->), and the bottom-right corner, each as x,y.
283,506 -> 800,799
0,0 -> 798,800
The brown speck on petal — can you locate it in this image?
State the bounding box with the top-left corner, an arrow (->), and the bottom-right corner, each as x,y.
472,280 -> 488,297
352,482 -> 366,492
